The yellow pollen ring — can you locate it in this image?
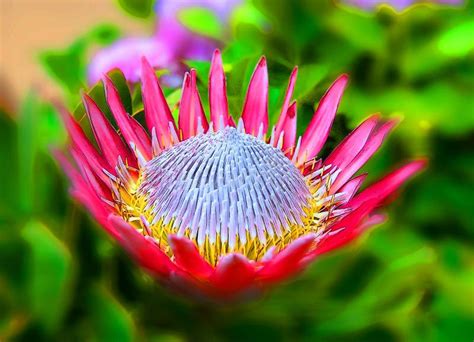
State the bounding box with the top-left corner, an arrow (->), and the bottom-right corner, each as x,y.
109,128 -> 346,265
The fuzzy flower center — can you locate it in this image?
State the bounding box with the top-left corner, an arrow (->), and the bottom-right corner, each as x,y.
140,126 -> 310,240
114,127 -> 344,264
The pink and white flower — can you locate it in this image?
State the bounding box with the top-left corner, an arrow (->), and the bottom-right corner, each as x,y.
58,50 -> 425,302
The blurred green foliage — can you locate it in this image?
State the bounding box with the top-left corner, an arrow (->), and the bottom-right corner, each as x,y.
117,0 -> 155,18
179,8 -> 223,40
39,24 -> 122,106
1,0 -> 473,341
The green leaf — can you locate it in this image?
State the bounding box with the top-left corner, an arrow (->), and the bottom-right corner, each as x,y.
316,242 -> 434,335
16,92 -> 67,219
18,92 -> 38,215
178,8 -> 223,40
37,102 -> 66,150
166,88 -> 183,122
131,83 -> 144,115
117,0 -> 154,18
39,40 -> 87,97
325,10 -> 385,52
232,2 -> 268,28
268,85 -> 284,124
86,285 -> 135,342
38,24 -> 122,102
21,221 -> 72,333
88,24 -> 122,45
293,64 -> 328,101
0,110 -> 19,219
438,20 -> 474,57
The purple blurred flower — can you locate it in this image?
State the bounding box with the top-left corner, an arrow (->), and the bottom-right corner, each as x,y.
88,0 -> 240,86
344,0 -> 463,11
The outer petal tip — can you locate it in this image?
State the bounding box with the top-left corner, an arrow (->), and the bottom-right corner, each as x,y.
101,74 -> 112,88
183,71 -> 191,86
259,233 -> 317,283
384,117 -> 401,130
331,74 -> 349,98
337,73 -> 349,84
107,215 -> 177,277
329,73 -> 349,99
209,48 -> 230,129
347,159 -> 427,212
168,234 -> 191,252
287,101 -> 297,118
212,48 -> 222,60
212,253 -> 256,296
168,234 -> 185,249
407,158 -> 428,173
298,74 -> 350,164
168,235 -> 213,279
81,92 -> 94,107
140,56 -> 159,83
141,55 -> 151,68
102,73 -> 122,91
241,57 -> 269,135
140,56 -> 153,79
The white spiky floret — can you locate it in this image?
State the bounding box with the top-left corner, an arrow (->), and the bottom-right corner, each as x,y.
137,127 -> 312,248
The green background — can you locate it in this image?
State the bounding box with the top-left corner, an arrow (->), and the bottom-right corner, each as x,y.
0,0 -> 473,341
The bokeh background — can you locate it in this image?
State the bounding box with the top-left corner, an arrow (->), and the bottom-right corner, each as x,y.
1,0 -> 473,340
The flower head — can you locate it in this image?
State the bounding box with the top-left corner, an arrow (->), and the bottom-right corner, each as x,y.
88,0 -> 240,86
58,50 -> 425,302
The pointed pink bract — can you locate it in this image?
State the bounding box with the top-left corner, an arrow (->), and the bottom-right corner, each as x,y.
325,114 -> 379,169
58,107 -> 113,183
141,57 -> 176,148
275,67 -> 298,141
209,50 -> 231,129
297,74 -> 348,166
314,199 -> 378,256
54,150 -> 111,226
83,94 -> 135,168
212,254 -> 255,295
108,215 -> 176,277
347,160 -> 426,210
259,234 -> 316,283
338,173 -> 367,203
103,75 -> 152,160
178,70 -> 209,140
331,119 -> 398,191
169,235 -> 213,279
361,213 -> 387,230
71,147 -> 111,201
281,101 -> 297,152
241,57 -> 268,136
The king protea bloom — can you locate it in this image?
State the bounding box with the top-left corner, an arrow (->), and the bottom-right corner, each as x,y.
58,50 -> 425,302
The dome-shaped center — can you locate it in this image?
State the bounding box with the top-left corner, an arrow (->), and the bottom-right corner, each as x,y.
137,127 -> 311,248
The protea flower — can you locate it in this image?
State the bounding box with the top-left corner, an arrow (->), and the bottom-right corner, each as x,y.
58,50 -> 425,302
88,0 -> 240,86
